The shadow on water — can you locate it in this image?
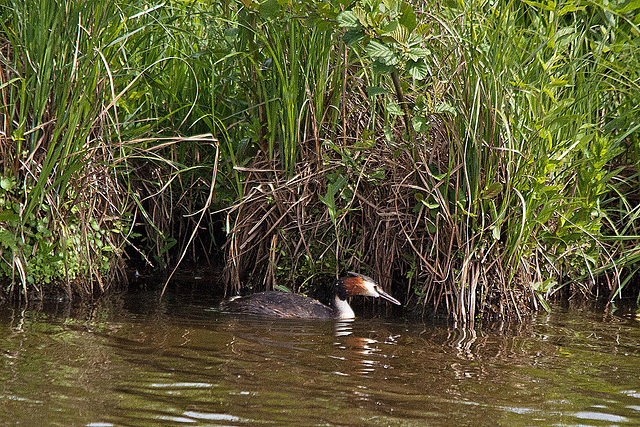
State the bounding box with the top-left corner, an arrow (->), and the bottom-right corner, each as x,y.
1,286 -> 640,426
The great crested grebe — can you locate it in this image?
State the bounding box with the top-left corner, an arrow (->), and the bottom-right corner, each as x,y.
222,272 -> 401,320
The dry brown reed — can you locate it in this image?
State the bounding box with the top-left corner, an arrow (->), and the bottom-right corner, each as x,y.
114,135 -> 220,266
222,79 -> 532,321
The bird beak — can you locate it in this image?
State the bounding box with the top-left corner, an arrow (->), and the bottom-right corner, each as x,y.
375,287 -> 401,305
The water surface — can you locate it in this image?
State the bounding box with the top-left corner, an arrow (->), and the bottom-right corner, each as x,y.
1,288 -> 639,426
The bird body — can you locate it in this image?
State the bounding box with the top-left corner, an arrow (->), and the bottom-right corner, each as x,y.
223,291 -> 335,319
222,272 -> 400,320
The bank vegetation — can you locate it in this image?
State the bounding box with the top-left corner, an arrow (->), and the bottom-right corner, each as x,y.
1,0 -> 639,321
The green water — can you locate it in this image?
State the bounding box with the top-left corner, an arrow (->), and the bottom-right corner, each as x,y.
1,288 -> 639,426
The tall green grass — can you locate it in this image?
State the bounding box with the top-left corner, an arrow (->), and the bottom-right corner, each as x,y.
447,0 -> 640,306
0,0 -> 217,297
297,0 -> 640,319
2,0 -> 638,318
128,0 -> 639,318
0,0 -> 132,298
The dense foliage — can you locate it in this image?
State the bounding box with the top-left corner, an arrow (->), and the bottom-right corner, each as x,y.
0,0 -> 638,319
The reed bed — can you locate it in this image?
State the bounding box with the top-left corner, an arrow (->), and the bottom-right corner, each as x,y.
0,0 -> 219,300
221,0 -> 640,321
1,0 -> 638,320
0,0 -> 129,300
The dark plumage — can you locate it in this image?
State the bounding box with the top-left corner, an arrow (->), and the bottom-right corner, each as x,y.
222,291 -> 334,319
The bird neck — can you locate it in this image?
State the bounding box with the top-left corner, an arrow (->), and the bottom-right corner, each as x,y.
333,295 -> 355,319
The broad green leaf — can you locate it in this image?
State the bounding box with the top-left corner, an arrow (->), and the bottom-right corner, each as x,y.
223,27 -> 238,39
433,102 -> 456,116
343,28 -> 366,45
412,115 -> 431,132
160,238 -> 177,254
337,11 -> 360,28
554,27 -> 576,50
483,182 -> 503,199
398,1 -> 417,32
258,0 -> 279,19
366,86 -> 388,96
407,60 -> 430,80
353,6 -> 368,26
384,125 -> 393,142
416,23 -> 430,35
491,224 -> 500,240
366,40 -> 397,65
372,60 -> 395,74
1,176 -> 15,191
366,40 -> 393,58
421,198 -> 439,209
390,24 -> 410,44
362,0 -> 381,10
320,175 -> 347,224
382,0 -> 399,10
381,20 -> 399,35
0,229 -> 18,251
386,102 -> 403,116
0,210 -> 19,222
328,176 -> 347,197
408,47 -> 430,60
535,292 -> 552,313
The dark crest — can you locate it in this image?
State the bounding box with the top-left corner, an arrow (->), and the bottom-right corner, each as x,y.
335,276 -> 350,300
